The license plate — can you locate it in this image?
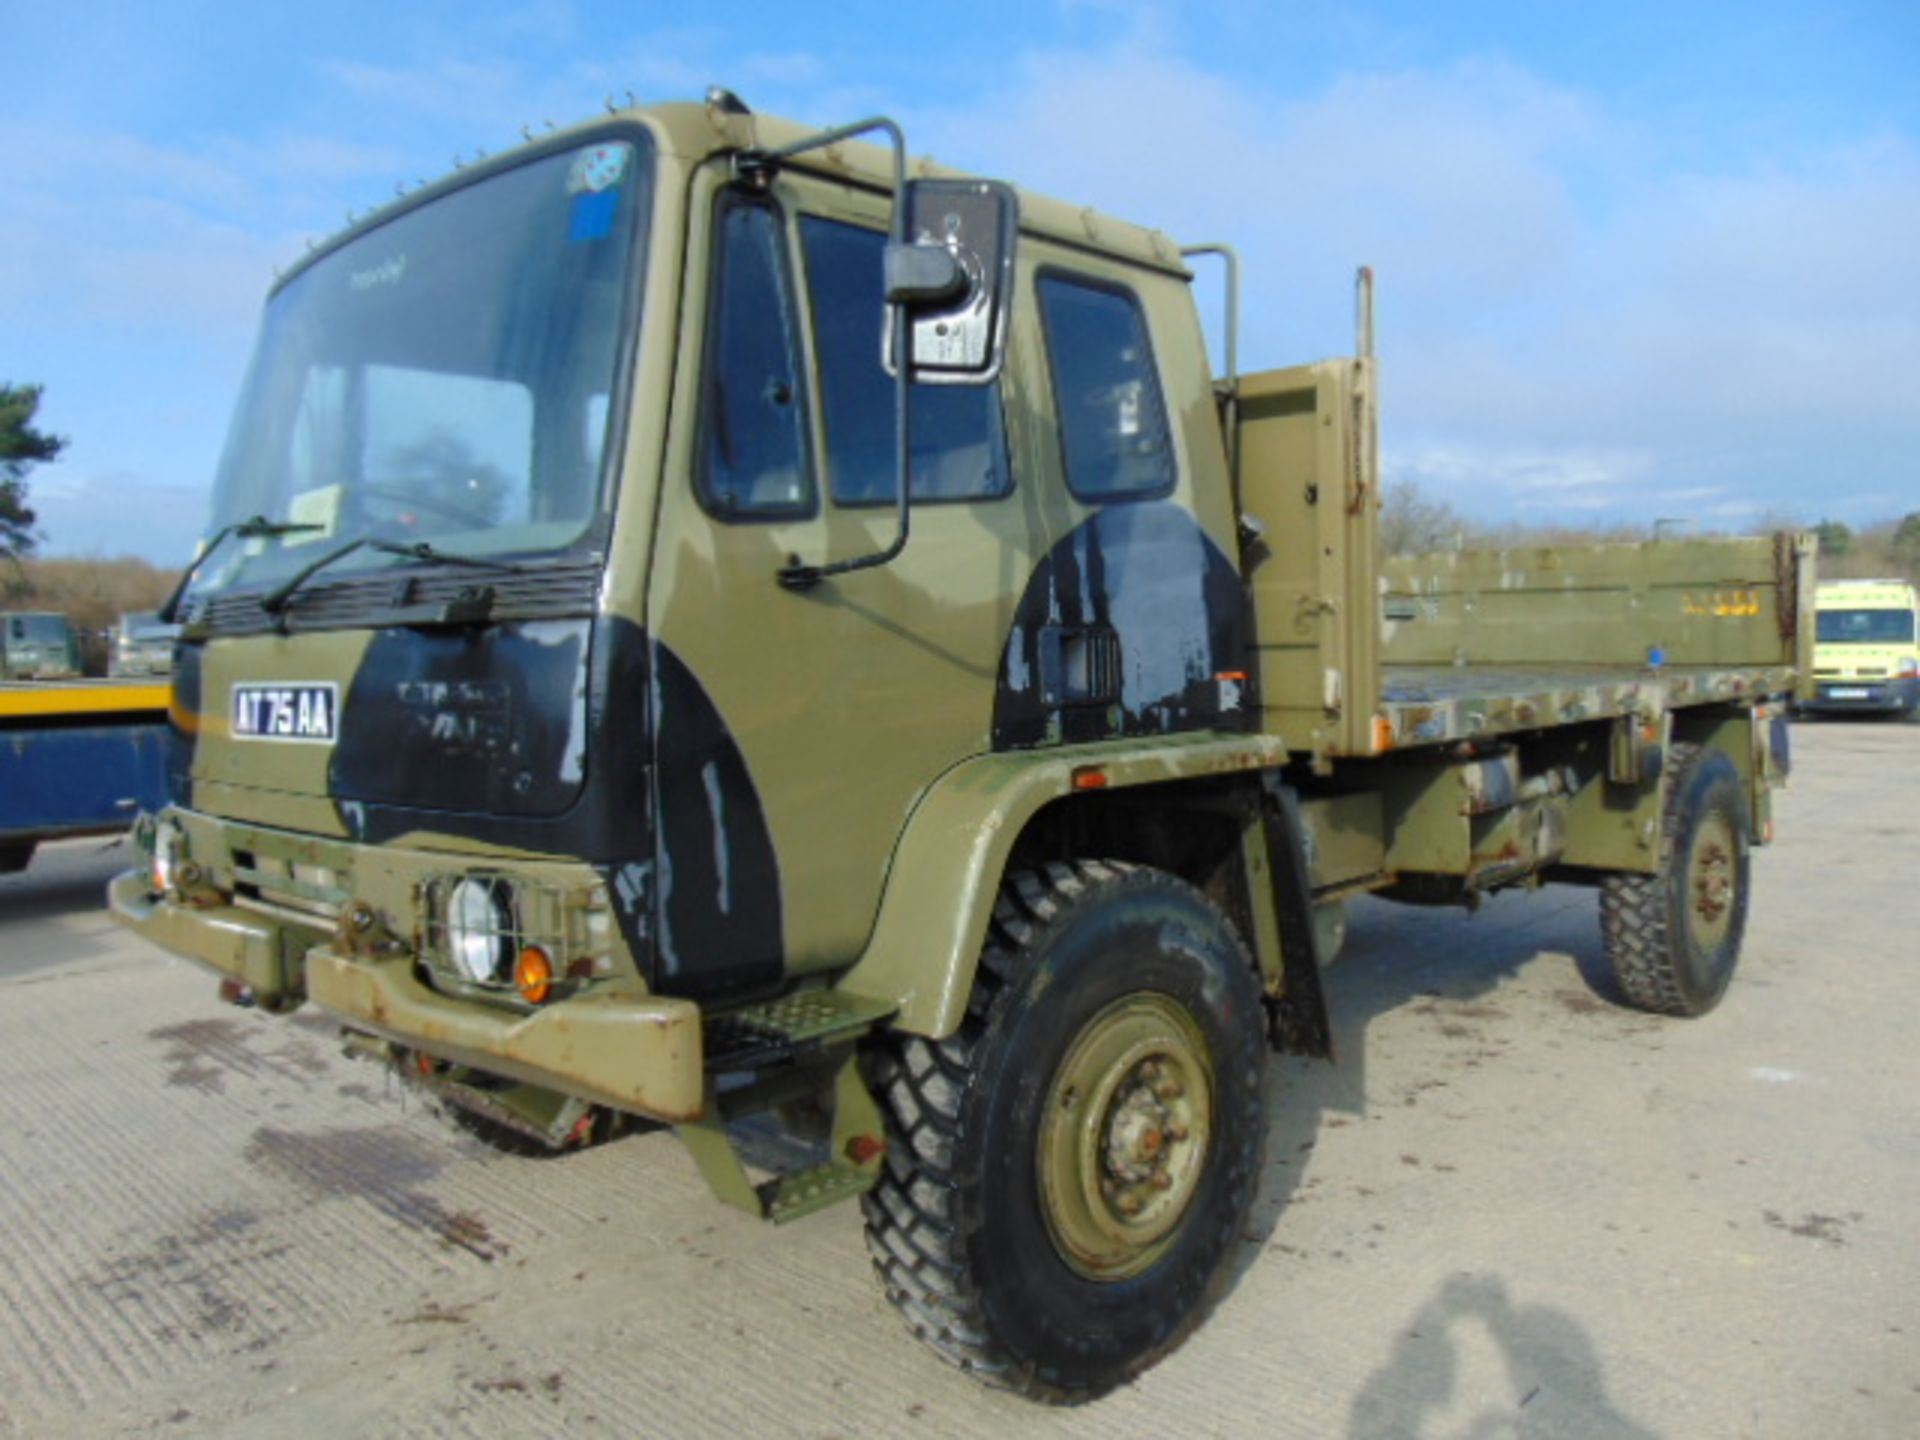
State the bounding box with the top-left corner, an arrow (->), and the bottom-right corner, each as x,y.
231,682 -> 339,742
1827,687 -> 1870,699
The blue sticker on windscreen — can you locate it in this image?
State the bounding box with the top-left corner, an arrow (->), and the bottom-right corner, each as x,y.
568,144 -> 628,194
569,189 -> 617,242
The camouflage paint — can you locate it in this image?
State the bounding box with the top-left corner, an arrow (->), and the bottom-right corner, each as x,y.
992,503 -> 1246,748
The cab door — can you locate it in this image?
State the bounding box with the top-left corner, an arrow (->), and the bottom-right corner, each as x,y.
644,160 -> 1050,997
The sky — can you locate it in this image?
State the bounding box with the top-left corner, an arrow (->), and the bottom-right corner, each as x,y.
3,0 -> 1918,561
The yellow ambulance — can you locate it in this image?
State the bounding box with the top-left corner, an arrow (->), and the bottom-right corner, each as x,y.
1806,578 -> 1920,716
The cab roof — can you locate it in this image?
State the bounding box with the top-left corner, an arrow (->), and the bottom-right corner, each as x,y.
287,94 -> 1195,290
639,101 -> 1194,279
1815,579 -> 1917,605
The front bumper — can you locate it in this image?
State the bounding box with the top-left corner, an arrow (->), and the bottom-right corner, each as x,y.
1802,678 -> 1919,714
109,870 -> 705,1121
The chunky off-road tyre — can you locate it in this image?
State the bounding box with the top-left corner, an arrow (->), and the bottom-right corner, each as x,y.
1600,743 -> 1751,1016
861,860 -> 1269,1402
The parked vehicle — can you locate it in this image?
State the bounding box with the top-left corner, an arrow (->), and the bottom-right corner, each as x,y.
111,92 -> 1813,1400
109,610 -> 178,677
1,677 -> 170,872
1802,578 -> 1920,717
0,612 -> 80,680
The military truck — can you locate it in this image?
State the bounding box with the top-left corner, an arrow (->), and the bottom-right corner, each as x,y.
111,92 -> 1813,1401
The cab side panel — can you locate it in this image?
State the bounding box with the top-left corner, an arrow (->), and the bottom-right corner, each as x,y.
992,245 -> 1244,750
993,502 -> 1246,748
644,163 -> 1056,984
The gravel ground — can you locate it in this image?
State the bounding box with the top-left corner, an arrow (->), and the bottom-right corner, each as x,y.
0,716 -> 1914,1439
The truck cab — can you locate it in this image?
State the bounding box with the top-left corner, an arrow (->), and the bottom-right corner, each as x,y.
1805,579 -> 1920,716
114,100 -> 1241,1043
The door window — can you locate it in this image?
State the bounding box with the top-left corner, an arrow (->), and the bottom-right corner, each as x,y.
799,216 -> 1008,505
697,197 -> 813,520
1037,273 -> 1174,502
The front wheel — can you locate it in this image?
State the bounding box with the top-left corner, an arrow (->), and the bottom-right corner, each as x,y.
861,860 -> 1268,1402
1600,743 -> 1751,1015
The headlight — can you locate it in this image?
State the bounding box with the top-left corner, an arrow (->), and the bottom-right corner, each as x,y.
151,823 -> 179,894
445,877 -> 513,984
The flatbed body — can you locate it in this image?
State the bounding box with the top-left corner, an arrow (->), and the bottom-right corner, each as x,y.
1234,358 -> 1812,764
1375,661 -> 1794,747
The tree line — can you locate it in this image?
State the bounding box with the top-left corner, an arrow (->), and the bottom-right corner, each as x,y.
4,383 -> 182,672
1381,479 -> 1920,584
1,381 -> 59,563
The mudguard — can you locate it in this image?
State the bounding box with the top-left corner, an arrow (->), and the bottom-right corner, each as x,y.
837,732 -> 1288,1038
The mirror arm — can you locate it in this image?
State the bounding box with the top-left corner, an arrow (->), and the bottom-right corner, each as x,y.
745,119 -> 918,592
1181,243 -> 1242,522
777,294 -> 911,591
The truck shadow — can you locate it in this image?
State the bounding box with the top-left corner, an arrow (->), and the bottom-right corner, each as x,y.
1346,1272 -> 1663,1440
1234,886 -> 1616,1275
0,838 -> 134,980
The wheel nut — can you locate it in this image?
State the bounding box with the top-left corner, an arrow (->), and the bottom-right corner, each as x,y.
1167,1123 -> 1188,1142
1155,1079 -> 1183,1101
1150,1172 -> 1173,1191
1118,1191 -> 1143,1216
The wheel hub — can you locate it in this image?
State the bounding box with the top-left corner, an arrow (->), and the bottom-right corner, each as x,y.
1102,1058 -> 1190,1191
1038,995 -> 1213,1281
1685,812 -> 1738,947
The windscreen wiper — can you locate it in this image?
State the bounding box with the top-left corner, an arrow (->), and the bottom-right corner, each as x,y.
259,537 -> 522,618
157,515 -> 324,623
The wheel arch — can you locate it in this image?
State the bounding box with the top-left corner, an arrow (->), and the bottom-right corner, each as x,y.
1671,703 -> 1767,843
836,734 -> 1288,1038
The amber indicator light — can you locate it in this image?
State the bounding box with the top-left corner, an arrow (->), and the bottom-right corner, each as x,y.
516,946 -> 554,1004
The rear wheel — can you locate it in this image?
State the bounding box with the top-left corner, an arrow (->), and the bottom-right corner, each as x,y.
1600,743 -> 1751,1016
861,860 -> 1268,1402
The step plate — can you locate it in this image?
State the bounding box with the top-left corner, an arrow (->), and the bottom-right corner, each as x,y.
765,1160 -> 874,1224
704,990 -> 896,1073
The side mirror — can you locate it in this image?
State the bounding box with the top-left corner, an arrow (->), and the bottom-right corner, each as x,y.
884,177 -> 1018,385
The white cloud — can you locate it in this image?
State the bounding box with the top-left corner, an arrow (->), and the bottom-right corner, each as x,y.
1390,440 -> 1655,520
910,42 -> 1920,525
11,22 -> 1918,563
914,51 -> 1599,349
319,57 -> 529,126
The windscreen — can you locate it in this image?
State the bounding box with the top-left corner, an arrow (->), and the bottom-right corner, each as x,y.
188,136 -> 650,601
1816,608 -> 1916,644
11,615 -> 68,645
